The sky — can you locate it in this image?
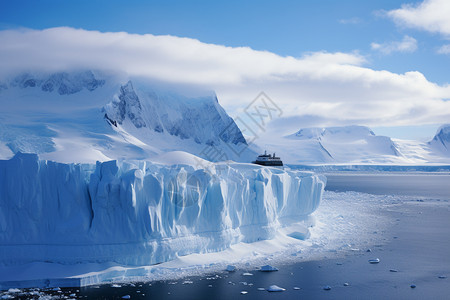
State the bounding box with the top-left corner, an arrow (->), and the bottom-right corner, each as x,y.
0,0 -> 449,140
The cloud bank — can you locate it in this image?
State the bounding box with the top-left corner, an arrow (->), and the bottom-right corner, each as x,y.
386,0 -> 450,37
0,27 -> 450,134
371,35 -> 418,54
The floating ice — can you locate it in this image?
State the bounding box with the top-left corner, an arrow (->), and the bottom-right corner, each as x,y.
390,269 -> 398,272
242,273 -> 254,276
410,284 -> 416,288
323,285 -> 331,290
240,291 -> 248,295
368,258 -> 380,264
267,285 -> 285,292
226,265 -> 237,272
122,296 -> 131,299
260,265 -> 278,272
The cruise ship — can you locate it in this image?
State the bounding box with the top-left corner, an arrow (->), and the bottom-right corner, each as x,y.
252,151 -> 283,166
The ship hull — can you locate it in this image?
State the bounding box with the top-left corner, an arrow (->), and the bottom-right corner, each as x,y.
252,160 -> 283,166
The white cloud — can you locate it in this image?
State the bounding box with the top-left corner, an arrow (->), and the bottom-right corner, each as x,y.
437,44 -> 450,54
0,27 -> 450,134
371,35 -> 418,54
386,0 -> 450,37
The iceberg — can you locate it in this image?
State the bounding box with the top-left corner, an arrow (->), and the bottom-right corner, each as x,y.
0,152 -> 325,268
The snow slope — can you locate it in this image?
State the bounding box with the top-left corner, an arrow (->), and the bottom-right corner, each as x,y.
0,152 -> 325,267
256,125 -> 450,165
0,71 -> 254,163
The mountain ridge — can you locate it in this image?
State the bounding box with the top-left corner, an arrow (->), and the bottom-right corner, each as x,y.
0,71 -> 254,163
255,125 -> 450,165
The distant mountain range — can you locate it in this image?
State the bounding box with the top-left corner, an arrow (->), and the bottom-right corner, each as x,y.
255,125 -> 450,165
0,71 -> 448,165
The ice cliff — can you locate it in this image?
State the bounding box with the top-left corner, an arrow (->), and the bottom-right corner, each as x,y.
0,153 -> 325,266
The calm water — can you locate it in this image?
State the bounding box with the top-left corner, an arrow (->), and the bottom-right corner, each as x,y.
19,173 -> 449,300
325,173 -> 450,200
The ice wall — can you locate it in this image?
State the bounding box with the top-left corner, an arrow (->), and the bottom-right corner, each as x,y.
0,153 -> 325,266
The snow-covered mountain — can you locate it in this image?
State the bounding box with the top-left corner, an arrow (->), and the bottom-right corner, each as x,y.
256,125 -> 450,165
0,71 -> 254,163
429,124 -> 450,154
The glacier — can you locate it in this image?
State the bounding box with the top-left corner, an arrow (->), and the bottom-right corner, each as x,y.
0,152 -> 325,269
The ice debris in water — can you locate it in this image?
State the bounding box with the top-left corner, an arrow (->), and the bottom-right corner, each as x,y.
257,288 -> 265,291
293,287 -> 301,290
343,283 -> 350,286
410,284 -> 416,288
242,272 -> 253,276
260,265 -> 278,272
111,284 -> 122,288
438,275 -> 447,279
323,285 -> 332,290
226,265 -> 237,272
122,295 -> 131,299
390,269 -> 398,272
240,291 -> 248,295
369,258 -> 380,264
267,285 -> 286,292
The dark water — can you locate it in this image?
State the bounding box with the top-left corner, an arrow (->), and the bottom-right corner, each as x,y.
325,173 -> 450,200
10,174 -> 448,299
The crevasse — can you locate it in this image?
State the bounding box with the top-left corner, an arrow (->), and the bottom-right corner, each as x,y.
0,153 -> 325,266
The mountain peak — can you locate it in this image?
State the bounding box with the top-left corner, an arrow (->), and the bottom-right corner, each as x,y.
430,124 -> 450,151
292,125 -> 375,140
9,71 -> 105,95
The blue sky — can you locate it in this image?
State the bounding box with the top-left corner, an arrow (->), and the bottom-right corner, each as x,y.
0,0 -> 449,140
